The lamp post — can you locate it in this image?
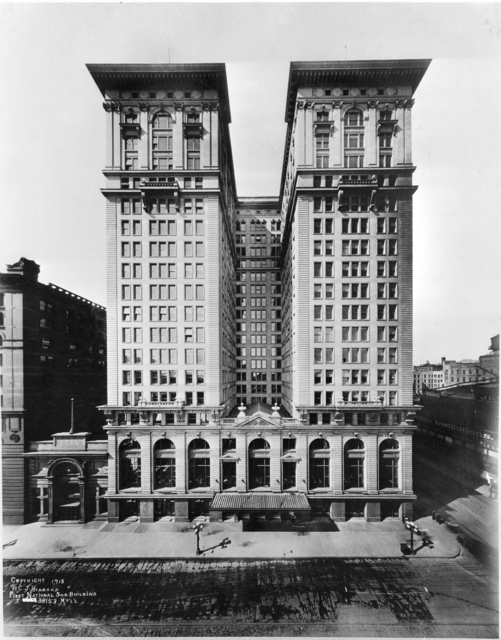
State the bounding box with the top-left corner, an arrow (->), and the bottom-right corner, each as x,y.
193,522 -> 204,555
403,516 -> 420,554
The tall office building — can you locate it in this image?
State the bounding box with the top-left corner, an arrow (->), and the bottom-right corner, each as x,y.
1,258 -> 106,523
88,60 -> 429,524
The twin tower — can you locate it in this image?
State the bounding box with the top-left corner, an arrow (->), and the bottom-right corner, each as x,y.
87,60 -> 430,524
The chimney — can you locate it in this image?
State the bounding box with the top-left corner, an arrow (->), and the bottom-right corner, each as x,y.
6,257 -> 40,281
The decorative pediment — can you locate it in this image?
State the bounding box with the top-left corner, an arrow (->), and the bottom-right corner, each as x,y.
238,412 -> 281,429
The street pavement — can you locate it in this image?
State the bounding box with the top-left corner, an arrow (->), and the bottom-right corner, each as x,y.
3,515 -> 459,561
3,556 -> 498,637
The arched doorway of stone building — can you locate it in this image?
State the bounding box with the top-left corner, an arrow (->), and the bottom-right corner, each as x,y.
51,460 -> 83,522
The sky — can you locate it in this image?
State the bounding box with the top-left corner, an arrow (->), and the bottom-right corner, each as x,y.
1,2 -> 500,365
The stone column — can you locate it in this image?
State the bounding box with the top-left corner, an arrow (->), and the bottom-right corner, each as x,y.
366,434 -> 379,494
331,101 -> 343,167
104,104 -> 114,169
269,432 -> 281,492
210,106 -> 219,168
79,481 -> 86,523
403,102 -> 413,165
108,432 -> 118,494
296,433 -> 308,493
173,103 -> 184,169
139,104 -> 149,170
366,501 -> 381,522
331,436 -> 343,495
112,104 -> 121,169
304,102 -> 314,167
330,501 -> 345,522
236,433 -> 246,492
139,433 -> 151,494
394,102 -> 405,165
366,102 -> 378,167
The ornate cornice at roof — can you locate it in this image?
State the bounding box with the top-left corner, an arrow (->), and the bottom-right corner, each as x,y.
284,59 -> 431,124
87,63 -> 231,124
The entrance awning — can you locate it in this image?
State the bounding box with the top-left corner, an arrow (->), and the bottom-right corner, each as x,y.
210,493 -> 311,511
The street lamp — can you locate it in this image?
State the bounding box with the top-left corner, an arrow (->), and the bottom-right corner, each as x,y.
403,516 -> 420,554
193,522 -> 204,555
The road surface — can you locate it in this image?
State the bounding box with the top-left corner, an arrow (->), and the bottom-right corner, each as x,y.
4,557 -> 498,637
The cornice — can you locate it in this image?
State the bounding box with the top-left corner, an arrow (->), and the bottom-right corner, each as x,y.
285,59 -> 431,123
88,63 -> 232,123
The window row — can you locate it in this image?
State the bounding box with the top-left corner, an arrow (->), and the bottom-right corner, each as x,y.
237,360 -> 282,370
122,390 -> 205,407
124,369 -> 206,385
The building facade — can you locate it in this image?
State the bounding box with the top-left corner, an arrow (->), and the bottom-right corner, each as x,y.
87,60 -> 429,524
235,198 -> 283,408
0,258 -> 106,523
413,363 -> 444,394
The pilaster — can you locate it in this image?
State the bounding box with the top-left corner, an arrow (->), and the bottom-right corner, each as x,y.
235,433 -> 246,492
403,104 -> 412,164
112,105 -> 121,169
366,103 -> 377,167
139,105 -> 149,169
173,104 -> 184,169
210,107 -> 219,167
108,431 -> 118,494
331,101 -> 342,167
206,195 -> 221,405
269,432 -> 281,492
365,434 -> 379,494
331,436 -> 343,494
296,433 -> 307,492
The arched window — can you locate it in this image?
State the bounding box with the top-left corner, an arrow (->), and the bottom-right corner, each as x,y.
309,439 -> 330,489
379,438 -> 400,489
119,439 -> 141,489
344,109 -> 364,169
248,438 -> 270,489
152,113 -> 173,171
344,438 -> 365,489
188,438 -> 210,489
154,439 -> 175,489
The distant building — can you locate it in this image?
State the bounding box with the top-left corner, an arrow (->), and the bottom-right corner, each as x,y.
413,362 -> 444,394
0,258 -> 107,523
479,335 -> 499,380
414,337 -> 499,483
442,358 -> 483,387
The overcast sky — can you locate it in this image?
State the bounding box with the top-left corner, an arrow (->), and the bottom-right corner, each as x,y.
1,2 -> 500,365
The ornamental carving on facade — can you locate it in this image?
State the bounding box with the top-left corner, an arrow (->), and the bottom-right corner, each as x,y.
138,102 -> 149,112
332,100 -> 343,109
102,102 -> 112,112
110,102 -> 121,112
174,102 -> 184,111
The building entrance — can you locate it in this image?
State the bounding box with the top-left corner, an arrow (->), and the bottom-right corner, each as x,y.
154,499 -> 175,520
52,462 -> 81,522
189,499 -> 211,520
120,499 -> 139,520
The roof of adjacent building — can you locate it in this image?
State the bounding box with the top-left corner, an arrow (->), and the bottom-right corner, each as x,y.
211,493 -> 311,511
284,58 -> 432,122
86,63 -> 232,123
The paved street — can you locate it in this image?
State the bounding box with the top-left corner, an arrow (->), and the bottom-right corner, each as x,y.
3,556 -> 498,637
413,437 -> 498,562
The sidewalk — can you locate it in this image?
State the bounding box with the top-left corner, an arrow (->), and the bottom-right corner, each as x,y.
3,515 -> 460,561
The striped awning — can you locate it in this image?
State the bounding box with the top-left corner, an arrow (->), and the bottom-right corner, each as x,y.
210,493 -> 311,511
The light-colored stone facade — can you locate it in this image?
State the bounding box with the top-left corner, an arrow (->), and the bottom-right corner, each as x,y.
87,60 -> 430,524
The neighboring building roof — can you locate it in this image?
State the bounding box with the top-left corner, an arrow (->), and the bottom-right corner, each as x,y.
86,63 -> 232,124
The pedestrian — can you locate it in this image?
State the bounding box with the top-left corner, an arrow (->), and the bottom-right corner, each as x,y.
432,510 -> 436,520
